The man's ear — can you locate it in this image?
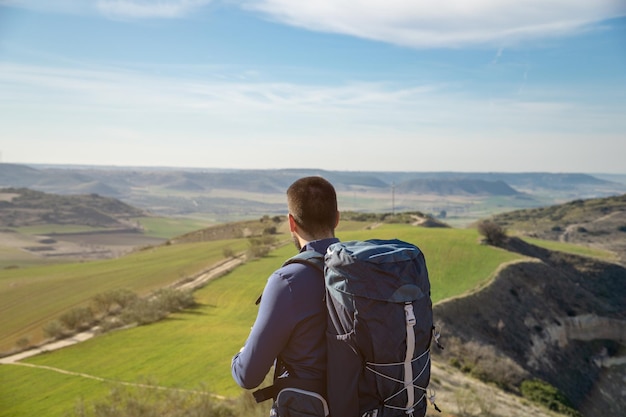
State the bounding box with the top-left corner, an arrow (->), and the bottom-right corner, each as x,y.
288,213 -> 298,232
334,210 -> 340,229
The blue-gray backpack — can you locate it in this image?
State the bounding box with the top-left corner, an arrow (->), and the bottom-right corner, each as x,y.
288,239 -> 441,417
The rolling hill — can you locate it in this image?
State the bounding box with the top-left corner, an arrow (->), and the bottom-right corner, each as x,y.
0,188 -> 145,228
2,163 -> 625,225
489,193 -> 626,264
0,190 -> 624,417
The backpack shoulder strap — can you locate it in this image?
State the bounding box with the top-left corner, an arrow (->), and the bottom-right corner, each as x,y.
283,250 -> 325,273
255,250 -> 324,305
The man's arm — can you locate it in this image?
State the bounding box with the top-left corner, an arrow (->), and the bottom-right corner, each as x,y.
231,271 -> 295,389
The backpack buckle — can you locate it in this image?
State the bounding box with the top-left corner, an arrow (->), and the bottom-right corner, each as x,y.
404,303 -> 416,326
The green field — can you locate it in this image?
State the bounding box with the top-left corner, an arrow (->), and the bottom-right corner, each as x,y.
0,224 -> 528,417
135,216 -> 216,239
14,217 -> 216,240
0,238 -> 248,352
520,236 -> 618,262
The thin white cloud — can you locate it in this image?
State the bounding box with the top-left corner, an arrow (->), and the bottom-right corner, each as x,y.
1,61 -> 623,135
3,1 -> 625,46
0,61 -> 442,115
1,62 -> 624,171
240,0 -> 626,47
0,0 -> 213,18
0,0 -> 93,14
96,0 -> 213,19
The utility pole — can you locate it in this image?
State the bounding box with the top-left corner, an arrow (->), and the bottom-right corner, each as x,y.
391,182 -> 395,215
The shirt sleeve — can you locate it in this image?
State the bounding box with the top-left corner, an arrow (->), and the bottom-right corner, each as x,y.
231,270 -> 296,389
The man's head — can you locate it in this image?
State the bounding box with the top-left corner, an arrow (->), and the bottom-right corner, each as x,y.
287,176 -> 339,247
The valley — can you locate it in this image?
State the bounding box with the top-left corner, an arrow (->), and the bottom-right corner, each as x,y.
0,164 -> 625,417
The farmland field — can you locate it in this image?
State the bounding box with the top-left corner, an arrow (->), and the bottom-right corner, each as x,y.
0,238 -> 248,352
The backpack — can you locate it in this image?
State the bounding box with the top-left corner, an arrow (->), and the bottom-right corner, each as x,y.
287,239 -> 441,417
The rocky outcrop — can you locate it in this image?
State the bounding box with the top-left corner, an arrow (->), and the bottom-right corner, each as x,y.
433,238 -> 626,416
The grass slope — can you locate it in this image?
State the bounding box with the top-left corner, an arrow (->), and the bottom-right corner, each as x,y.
0,239 -> 247,352
0,224 -> 525,417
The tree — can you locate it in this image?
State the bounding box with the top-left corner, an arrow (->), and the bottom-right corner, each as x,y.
477,220 -> 507,246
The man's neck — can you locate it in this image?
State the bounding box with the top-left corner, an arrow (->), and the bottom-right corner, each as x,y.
296,233 -> 335,250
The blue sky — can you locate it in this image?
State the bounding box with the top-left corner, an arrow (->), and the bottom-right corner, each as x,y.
1,1 -> 625,173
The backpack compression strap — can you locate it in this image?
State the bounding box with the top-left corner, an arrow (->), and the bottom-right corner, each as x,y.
404,302 -> 416,412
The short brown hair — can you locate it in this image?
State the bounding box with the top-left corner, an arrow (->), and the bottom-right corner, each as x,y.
287,176 -> 338,237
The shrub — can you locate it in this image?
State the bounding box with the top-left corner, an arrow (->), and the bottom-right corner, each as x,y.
477,220 -> 507,246
118,289 -> 195,327
223,247 -> 235,258
16,337 -> 30,350
59,306 -> 95,331
120,298 -> 166,326
43,320 -> 66,340
263,226 -> 277,235
67,381 -> 236,417
248,244 -> 270,259
152,288 -> 196,312
110,288 -> 139,309
247,236 -> 275,259
92,291 -> 118,315
520,379 -> 582,417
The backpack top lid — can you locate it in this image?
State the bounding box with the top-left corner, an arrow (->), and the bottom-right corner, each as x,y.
325,239 -> 429,304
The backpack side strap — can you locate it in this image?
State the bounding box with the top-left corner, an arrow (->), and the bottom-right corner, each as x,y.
253,377 -> 326,403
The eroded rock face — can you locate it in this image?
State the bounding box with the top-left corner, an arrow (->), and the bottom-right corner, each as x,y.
433,238 -> 626,415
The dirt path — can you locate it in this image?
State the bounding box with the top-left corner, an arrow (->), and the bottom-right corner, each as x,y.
5,360 -> 225,399
173,254 -> 245,291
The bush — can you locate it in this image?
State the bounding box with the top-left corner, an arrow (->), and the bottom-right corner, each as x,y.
43,320 -> 66,340
118,289 -> 195,327
223,247 -> 235,258
110,289 -> 140,309
152,288 -> 196,312
67,381 -> 236,417
92,291 -> 119,315
454,386 -> 496,416
247,236 -> 276,259
120,298 -> 166,326
520,379 -> 582,417
59,306 -> 95,331
263,226 -> 277,235
16,337 -> 30,350
477,220 -> 507,246
248,245 -> 270,259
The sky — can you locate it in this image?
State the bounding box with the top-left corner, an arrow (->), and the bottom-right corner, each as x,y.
0,1 -> 625,173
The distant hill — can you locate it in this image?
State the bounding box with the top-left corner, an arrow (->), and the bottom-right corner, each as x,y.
0,163 -> 43,185
1,163 -> 621,196
489,194 -> 626,264
1,163 -> 625,223
397,178 -> 519,196
0,188 -> 146,228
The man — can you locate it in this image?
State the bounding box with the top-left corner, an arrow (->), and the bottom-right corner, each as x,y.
231,176 -> 339,413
